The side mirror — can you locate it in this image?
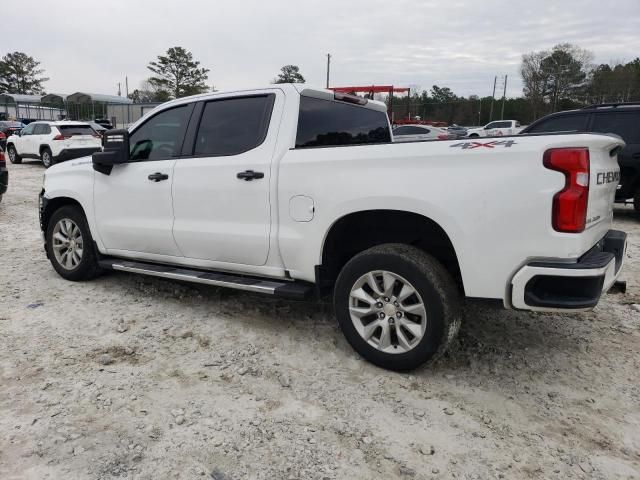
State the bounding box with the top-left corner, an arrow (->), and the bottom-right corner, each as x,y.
92,129 -> 129,175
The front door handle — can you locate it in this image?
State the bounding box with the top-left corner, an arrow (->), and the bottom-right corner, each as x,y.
148,172 -> 169,182
236,170 -> 264,181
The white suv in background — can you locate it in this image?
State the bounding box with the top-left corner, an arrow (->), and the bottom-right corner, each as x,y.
6,121 -> 102,168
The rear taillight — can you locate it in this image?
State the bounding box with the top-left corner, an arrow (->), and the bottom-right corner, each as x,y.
0,132 -> 6,140
437,134 -> 449,140
53,134 -> 65,140
0,150 -> 6,167
543,147 -> 590,233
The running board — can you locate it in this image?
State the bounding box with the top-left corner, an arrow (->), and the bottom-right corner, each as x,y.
98,259 -> 313,300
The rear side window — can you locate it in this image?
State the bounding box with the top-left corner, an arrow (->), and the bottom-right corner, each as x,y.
296,96 -> 391,148
394,126 -> 428,135
194,95 -> 274,156
58,125 -> 95,136
129,105 -> 191,161
33,124 -> 45,134
591,111 -> 640,144
527,114 -> 589,133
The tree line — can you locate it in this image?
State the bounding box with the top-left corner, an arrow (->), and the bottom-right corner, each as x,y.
0,47 -> 305,103
1,44 -> 638,125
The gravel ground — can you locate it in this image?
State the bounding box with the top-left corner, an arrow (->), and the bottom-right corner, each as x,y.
1,160 -> 639,480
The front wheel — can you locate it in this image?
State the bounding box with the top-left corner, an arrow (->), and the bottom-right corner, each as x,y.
7,145 -> 22,164
334,244 -> 462,371
45,205 -> 102,281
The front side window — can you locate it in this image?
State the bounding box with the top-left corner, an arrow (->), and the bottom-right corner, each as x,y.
21,124 -> 35,136
129,105 -> 191,161
296,96 -> 391,148
484,122 -> 499,129
528,114 -> 589,133
194,95 -> 274,157
591,111 -> 640,144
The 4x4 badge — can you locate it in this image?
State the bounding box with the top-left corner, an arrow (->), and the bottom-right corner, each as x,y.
450,140 -> 517,149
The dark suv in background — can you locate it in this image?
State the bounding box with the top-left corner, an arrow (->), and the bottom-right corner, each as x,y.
521,103 -> 640,214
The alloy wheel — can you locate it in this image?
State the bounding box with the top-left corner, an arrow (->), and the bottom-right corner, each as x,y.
348,270 -> 427,354
52,218 -> 84,270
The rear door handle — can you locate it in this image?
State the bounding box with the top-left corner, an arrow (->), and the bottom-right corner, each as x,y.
236,170 -> 264,181
148,172 -> 169,182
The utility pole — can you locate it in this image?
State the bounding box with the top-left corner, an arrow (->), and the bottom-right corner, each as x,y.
500,75 -> 508,119
478,97 -> 482,125
326,53 -> 331,89
489,76 -> 497,121
125,76 -> 129,98
117,82 -> 121,96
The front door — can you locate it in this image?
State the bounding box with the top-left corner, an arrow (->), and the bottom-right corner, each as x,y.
172,91 -> 282,266
18,123 -> 37,155
93,103 -> 194,256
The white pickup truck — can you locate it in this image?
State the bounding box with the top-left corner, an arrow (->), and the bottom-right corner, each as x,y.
466,120 -> 523,138
39,84 -> 627,370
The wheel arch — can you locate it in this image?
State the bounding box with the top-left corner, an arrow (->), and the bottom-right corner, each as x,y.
42,196 -> 88,235
318,209 -> 464,295
39,144 -> 52,155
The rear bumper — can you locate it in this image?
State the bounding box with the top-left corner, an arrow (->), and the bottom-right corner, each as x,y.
510,230 -> 627,311
54,148 -> 101,162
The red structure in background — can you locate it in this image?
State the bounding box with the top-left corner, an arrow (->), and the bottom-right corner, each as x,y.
327,85 -> 447,126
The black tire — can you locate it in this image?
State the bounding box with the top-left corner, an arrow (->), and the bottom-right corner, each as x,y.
634,188 -> 640,216
41,147 -> 54,168
334,244 -> 462,371
45,205 -> 102,281
468,133 -> 479,138
7,145 -> 22,164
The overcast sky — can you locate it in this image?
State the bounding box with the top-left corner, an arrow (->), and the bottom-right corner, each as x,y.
3,0 -> 640,98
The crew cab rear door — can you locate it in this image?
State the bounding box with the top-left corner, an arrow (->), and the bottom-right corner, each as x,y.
171,90 -> 282,266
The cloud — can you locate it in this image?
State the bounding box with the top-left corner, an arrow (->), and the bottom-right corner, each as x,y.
2,0 -> 639,98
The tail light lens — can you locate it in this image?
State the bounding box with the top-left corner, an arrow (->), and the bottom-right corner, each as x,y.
53,134 -> 65,140
437,134 -> 449,140
0,132 -> 6,140
0,150 -> 6,167
543,147 -> 590,233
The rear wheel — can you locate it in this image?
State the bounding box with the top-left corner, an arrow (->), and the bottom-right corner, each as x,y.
334,244 -> 462,371
45,205 -> 102,281
7,145 -> 21,164
41,147 -> 54,168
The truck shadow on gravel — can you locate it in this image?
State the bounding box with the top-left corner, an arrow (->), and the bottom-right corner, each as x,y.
118,272 -> 590,377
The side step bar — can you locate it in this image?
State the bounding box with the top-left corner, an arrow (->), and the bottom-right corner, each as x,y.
98,258 -> 314,300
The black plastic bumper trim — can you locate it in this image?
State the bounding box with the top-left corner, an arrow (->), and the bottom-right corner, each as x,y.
522,229 -> 626,309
